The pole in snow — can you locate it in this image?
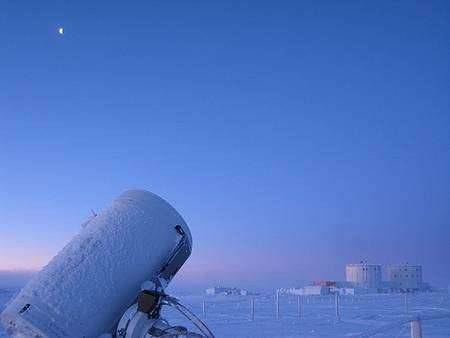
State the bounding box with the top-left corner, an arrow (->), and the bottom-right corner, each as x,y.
335,293 -> 340,320
404,293 -> 409,314
410,318 -> 423,338
275,291 -> 280,319
250,297 -> 255,321
297,295 -> 302,318
202,299 -> 206,317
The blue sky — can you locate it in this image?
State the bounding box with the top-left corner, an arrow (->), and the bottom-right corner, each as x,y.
0,1 -> 449,290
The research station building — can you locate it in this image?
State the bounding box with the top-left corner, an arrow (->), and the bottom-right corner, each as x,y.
387,264 -> 423,291
346,262 -> 382,289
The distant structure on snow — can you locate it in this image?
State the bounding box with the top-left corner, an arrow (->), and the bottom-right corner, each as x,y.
206,286 -> 258,296
346,262 -> 382,289
280,261 -> 430,296
386,264 -> 424,292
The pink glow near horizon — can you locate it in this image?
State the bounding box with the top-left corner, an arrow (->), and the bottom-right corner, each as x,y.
0,249 -> 52,271
0,246 -> 327,282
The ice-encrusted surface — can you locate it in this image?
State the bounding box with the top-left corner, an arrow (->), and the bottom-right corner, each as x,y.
0,190 -> 189,337
0,289 -> 15,337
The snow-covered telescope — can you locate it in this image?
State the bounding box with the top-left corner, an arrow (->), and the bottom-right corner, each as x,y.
1,190 -> 192,337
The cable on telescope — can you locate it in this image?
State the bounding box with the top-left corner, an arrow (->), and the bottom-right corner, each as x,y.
163,296 -> 215,338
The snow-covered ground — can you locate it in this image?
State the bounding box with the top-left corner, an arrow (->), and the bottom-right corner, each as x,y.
163,293 -> 450,337
1,289 -> 450,337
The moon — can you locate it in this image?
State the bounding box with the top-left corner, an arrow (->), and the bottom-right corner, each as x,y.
58,27 -> 64,35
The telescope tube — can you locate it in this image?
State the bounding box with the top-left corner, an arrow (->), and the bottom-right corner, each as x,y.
1,190 -> 192,337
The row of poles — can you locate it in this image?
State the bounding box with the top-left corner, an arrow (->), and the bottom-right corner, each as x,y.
201,292 -> 413,321
201,293 -> 424,337
275,292 -> 341,320
201,293 -> 341,321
